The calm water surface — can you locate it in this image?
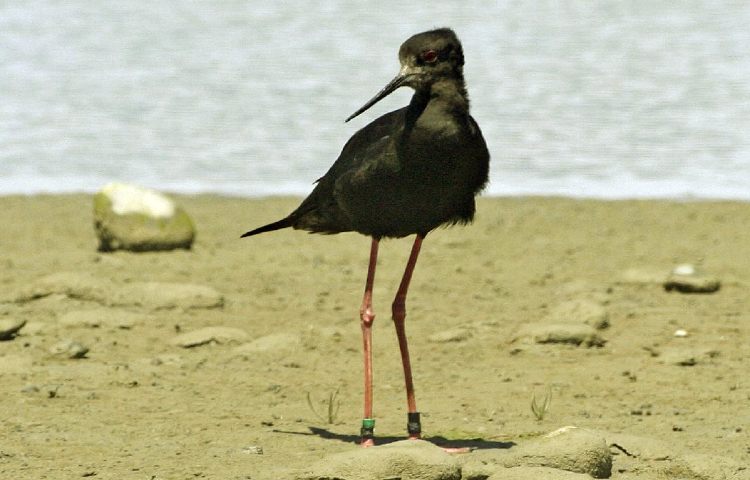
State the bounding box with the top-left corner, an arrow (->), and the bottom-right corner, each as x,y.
1,1 -> 749,198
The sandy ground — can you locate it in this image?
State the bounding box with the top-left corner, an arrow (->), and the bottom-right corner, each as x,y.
1,194 -> 748,479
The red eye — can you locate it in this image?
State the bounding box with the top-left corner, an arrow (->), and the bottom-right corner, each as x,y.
422,49 -> 438,63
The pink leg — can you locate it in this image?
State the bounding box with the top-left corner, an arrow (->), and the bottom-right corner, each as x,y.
359,238 -> 379,447
392,234 -> 424,439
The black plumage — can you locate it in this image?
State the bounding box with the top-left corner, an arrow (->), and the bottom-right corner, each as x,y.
242,28 -> 490,447
242,28 -> 489,240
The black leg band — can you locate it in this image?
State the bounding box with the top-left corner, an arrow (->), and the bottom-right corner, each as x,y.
407,411 -> 421,436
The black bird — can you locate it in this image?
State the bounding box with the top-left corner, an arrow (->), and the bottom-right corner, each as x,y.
242,28 -> 489,447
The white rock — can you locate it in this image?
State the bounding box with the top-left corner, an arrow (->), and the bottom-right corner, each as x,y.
94,183 -> 195,252
672,264 -> 696,276
101,182 -> 176,218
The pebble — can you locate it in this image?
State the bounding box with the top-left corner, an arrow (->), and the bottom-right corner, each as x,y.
171,326 -> 248,348
49,340 -> 89,359
664,264 -> 720,294
0,318 -> 26,340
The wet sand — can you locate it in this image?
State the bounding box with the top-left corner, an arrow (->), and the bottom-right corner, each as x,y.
1,194 -> 748,478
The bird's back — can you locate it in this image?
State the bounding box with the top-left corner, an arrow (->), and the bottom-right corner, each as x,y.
288,101 -> 489,238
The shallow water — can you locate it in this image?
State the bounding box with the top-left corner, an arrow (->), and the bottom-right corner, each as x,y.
1,1 -> 748,198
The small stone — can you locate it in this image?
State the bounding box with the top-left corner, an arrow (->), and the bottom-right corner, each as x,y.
428,328 -> 472,343
515,324 -> 606,348
172,326 -> 248,348
50,340 -> 89,359
673,329 -> 688,338
664,264 -> 720,293
0,318 -> 26,340
93,182 -> 195,252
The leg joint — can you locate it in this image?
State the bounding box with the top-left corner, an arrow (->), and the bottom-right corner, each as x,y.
360,308 -> 375,327
391,296 -> 406,323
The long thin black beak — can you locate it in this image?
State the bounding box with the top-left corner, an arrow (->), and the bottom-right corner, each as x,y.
345,72 -> 410,122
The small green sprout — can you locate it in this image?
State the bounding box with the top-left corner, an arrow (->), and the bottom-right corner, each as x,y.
531,387 -> 552,421
306,387 -> 342,424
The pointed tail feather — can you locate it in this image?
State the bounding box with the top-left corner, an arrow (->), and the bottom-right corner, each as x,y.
241,217 -> 293,238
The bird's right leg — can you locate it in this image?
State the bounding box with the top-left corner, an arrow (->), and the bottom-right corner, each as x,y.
359,237 -> 379,447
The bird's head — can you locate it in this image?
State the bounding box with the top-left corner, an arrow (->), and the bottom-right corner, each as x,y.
345,28 -> 464,122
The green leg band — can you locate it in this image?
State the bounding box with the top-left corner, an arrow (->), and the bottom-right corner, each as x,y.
361,418 -> 375,440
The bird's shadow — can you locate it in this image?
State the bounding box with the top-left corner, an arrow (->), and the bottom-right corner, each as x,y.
273,426 -> 515,450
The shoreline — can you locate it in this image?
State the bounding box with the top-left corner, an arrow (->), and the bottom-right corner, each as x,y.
1,194 -> 748,477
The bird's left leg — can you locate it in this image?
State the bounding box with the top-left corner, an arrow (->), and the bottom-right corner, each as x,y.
391,234 -> 424,440
359,238 -> 379,447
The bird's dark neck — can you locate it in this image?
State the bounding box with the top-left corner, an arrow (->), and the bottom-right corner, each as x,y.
429,77 -> 470,116
405,77 -> 470,126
